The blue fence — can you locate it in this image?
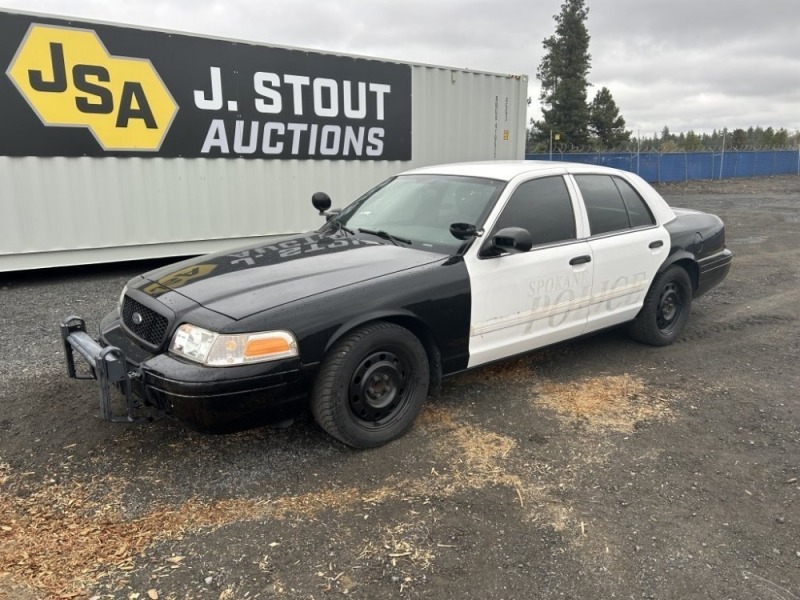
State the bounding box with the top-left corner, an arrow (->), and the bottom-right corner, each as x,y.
525,150 -> 800,183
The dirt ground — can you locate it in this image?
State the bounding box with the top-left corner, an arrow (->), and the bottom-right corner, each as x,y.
1,175 -> 798,600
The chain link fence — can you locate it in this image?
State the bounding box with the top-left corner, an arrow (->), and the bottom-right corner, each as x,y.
525,149 -> 800,183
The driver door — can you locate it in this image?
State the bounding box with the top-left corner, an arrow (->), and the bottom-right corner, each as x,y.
465,175 -> 593,368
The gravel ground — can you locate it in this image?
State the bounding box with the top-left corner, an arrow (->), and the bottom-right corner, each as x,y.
1,175 -> 799,600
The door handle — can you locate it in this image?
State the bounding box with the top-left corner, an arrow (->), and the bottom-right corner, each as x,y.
569,255 -> 592,266
649,240 -> 664,249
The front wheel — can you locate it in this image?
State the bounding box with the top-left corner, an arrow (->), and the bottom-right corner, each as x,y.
628,265 -> 692,346
311,322 -> 430,448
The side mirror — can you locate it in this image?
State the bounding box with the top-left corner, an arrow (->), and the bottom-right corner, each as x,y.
492,227 -> 533,253
312,192 -> 332,214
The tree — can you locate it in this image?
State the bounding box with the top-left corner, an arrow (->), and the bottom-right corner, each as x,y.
683,131 -> 703,151
588,87 -> 630,148
533,0 -> 592,147
773,128 -> 790,148
730,128 -> 747,148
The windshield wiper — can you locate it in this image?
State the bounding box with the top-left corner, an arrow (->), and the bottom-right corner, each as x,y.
357,228 -> 412,246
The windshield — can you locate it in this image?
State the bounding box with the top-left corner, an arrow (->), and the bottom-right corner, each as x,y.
328,174 -> 506,253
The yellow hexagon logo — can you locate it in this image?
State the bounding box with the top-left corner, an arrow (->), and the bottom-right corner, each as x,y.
6,24 -> 178,151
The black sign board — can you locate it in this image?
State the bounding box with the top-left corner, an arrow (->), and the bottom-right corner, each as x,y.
0,11 -> 412,160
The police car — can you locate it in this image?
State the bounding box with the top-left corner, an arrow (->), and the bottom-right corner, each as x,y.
62,161 -> 732,448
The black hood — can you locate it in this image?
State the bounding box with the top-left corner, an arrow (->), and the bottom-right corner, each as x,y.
135,233 -> 447,320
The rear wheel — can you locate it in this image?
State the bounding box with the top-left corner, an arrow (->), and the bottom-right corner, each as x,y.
311,322 -> 429,448
628,265 -> 692,346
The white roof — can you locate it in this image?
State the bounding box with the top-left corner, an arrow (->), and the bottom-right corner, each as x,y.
403,160 -> 676,224
404,160 -> 627,181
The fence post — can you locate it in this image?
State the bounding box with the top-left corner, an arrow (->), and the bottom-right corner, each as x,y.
684,152 -> 688,181
657,151 -> 661,183
753,150 -> 758,176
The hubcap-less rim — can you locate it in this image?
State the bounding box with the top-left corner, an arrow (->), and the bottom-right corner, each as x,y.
349,351 -> 408,424
656,282 -> 682,333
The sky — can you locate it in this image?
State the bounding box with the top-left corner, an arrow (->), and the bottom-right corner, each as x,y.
1,0 -> 797,139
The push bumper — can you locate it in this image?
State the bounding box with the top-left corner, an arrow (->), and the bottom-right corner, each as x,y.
61,315 -> 315,431
61,316 -> 141,423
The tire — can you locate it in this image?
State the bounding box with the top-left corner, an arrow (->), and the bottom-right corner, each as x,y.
311,322 -> 430,448
628,265 -> 692,346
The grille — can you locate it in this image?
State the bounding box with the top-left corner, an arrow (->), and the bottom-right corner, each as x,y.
121,296 -> 169,347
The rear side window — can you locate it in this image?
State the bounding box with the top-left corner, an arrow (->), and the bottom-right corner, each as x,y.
613,178 -> 655,227
491,176 -> 576,246
575,174 -> 656,235
574,175 -> 630,235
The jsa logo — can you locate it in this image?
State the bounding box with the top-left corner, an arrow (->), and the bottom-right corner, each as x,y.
6,24 -> 178,151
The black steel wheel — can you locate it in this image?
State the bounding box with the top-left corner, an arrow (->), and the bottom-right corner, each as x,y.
628,265 -> 692,346
311,322 -> 430,448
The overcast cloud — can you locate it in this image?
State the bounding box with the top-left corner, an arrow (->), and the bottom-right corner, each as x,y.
2,0 -> 797,136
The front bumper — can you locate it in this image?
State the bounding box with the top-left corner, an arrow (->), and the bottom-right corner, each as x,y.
61,314 -> 316,432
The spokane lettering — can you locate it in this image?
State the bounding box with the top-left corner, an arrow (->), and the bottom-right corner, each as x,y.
201,119 -> 385,157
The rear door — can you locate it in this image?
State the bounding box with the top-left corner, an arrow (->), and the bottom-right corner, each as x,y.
571,174 -> 669,332
465,174 -> 593,368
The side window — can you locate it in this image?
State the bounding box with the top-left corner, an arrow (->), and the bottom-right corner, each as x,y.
574,174 -> 631,235
613,177 -> 655,227
491,176 -> 576,246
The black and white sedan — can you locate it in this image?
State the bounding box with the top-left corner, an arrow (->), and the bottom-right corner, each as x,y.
62,161 -> 732,447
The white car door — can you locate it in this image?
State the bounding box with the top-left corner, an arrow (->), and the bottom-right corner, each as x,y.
465,174 -> 594,368
570,174 -> 669,333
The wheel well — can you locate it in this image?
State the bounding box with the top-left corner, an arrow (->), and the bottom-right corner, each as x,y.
382,316 -> 442,392
669,258 -> 699,295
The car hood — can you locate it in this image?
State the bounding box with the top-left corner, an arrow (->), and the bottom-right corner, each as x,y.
136,233 -> 447,320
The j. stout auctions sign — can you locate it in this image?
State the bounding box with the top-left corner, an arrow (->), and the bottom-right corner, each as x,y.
0,12 -> 412,160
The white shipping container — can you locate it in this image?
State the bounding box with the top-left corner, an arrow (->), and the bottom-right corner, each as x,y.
0,10 -> 528,271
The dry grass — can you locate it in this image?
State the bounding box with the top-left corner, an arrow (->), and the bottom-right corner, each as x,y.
0,471 -> 393,598
534,374 -> 673,433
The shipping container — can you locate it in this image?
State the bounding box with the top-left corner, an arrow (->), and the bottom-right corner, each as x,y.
0,10 -> 528,271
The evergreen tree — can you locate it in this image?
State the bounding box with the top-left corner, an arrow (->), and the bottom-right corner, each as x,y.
730,128 -> 747,148
773,128 -> 790,148
761,127 -> 776,147
588,87 -> 631,148
533,0 -> 592,147
684,131 -> 703,151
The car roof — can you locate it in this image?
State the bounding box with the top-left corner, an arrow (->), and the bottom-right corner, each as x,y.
403,160 -> 624,182
402,160 -> 677,225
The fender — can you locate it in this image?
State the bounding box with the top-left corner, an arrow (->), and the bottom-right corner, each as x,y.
324,308 -> 444,389
325,308 -> 422,354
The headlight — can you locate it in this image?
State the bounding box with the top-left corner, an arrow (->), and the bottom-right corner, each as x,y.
169,324 -> 298,366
